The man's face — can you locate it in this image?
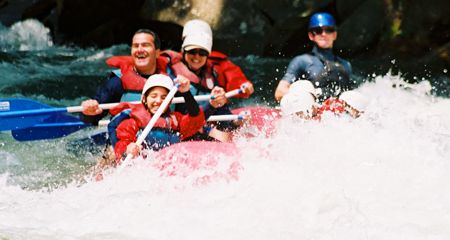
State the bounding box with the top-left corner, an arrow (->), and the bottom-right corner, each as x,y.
131,33 -> 160,74
308,27 -> 337,49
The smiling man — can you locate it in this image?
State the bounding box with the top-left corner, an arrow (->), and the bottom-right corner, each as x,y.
81,29 -> 168,125
274,12 -> 355,102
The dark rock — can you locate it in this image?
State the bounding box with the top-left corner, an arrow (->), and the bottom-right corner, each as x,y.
0,0 -> 448,78
74,18 -> 183,50
0,0 -> 8,9
56,0 -> 145,43
334,0 -> 386,56
0,0 -> 33,26
22,0 -> 56,21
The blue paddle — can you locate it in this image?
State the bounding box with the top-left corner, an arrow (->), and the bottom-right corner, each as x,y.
0,99 -> 58,131
0,89 -> 243,132
5,87 -> 245,141
11,113 -> 90,141
12,113 -> 246,142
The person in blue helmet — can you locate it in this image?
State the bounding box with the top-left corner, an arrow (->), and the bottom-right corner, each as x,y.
274,12 -> 355,102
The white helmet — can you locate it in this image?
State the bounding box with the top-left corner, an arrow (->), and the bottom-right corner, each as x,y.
142,74 -> 174,96
289,80 -> 320,97
181,33 -> 213,54
181,19 -> 213,54
280,91 -> 316,116
182,19 -> 212,40
339,90 -> 368,111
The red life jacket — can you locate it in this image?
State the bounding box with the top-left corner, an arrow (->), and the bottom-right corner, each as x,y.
208,51 -> 252,98
105,56 -> 171,101
110,102 -> 182,160
110,102 -> 178,130
160,50 -> 201,83
318,98 -> 345,115
161,50 -> 217,94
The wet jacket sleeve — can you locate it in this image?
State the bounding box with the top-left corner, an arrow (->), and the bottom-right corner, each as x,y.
200,101 -> 216,120
80,75 -> 124,125
174,110 -> 205,140
114,118 -> 139,161
198,97 -> 239,131
174,91 -> 205,140
220,62 -> 253,98
178,91 -> 200,116
282,55 -> 310,83
200,102 -> 229,118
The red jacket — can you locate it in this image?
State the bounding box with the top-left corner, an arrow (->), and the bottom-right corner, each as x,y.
160,50 -> 253,98
208,51 -> 252,98
111,102 -> 205,161
317,98 -> 345,117
106,55 -> 171,91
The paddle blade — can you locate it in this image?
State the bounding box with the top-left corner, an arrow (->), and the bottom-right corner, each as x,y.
0,98 -> 54,131
11,114 -> 89,141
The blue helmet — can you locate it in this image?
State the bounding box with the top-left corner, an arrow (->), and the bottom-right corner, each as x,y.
308,12 -> 336,29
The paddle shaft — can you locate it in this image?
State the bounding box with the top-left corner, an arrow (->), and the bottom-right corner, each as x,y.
0,88 -> 242,118
98,114 -> 243,126
2,87 -> 244,138
78,88 -> 241,112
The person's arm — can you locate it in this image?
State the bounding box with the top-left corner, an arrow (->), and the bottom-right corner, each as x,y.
178,90 -> 200,116
80,75 -> 124,125
176,92 -> 205,140
113,118 -> 139,162
215,60 -> 254,98
176,75 -> 200,117
174,75 -> 205,139
210,105 -> 240,131
275,80 -> 291,102
274,55 -> 308,102
200,86 -> 227,119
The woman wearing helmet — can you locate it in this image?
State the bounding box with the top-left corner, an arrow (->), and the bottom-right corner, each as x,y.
110,74 -> 205,162
275,12 -> 355,102
160,19 -> 253,142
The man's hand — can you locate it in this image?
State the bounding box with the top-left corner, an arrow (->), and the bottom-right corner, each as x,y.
274,80 -> 291,102
81,99 -> 103,115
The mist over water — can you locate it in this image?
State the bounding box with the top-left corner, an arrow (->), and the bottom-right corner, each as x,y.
1,20 -> 450,239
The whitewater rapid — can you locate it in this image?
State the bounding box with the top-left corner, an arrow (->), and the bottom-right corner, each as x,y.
1,19 -> 450,240
1,75 -> 450,240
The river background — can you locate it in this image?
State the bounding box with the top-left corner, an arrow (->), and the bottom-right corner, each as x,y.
0,20 -> 450,239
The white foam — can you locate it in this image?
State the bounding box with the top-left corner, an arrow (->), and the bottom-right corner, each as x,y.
1,75 -> 450,239
0,19 -> 53,51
